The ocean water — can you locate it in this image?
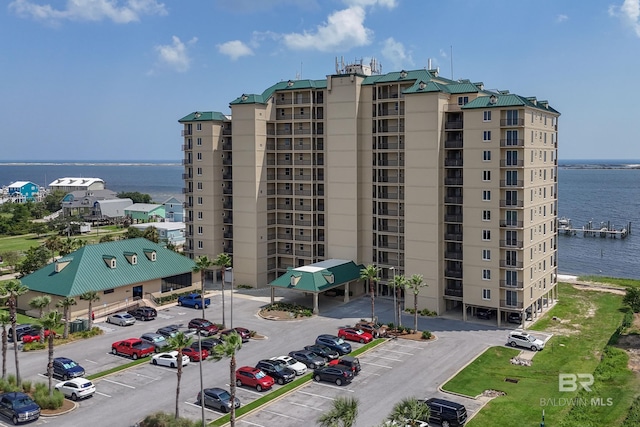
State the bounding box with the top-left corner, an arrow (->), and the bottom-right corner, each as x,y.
1,160 -> 639,279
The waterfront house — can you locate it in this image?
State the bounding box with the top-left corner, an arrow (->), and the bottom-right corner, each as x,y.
7,181 -> 41,202
131,222 -> 186,247
162,195 -> 185,222
125,203 -> 165,222
61,189 -> 125,219
49,177 -> 105,193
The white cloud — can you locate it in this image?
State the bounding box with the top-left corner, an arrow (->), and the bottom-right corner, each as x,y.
380,37 -> 413,70
609,0 -> 640,37
217,40 -> 255,61
8,0 -> 167,24
556,14 -> 568,23
154,36 -> 196,73
283,6 -> 373,52
344,0 -> 397,8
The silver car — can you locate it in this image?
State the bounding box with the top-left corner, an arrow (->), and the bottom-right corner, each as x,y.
140,333 -> 169,350
106,313 -> 136,326
507,331 -> 545,351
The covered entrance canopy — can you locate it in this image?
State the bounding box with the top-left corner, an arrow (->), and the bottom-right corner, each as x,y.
268,259 -> 364,314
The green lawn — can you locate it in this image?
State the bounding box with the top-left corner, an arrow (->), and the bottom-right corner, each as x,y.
443,282 -> 640,427
578,275 -> 640,289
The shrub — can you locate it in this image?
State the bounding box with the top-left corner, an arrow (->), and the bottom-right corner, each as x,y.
33,387 -> 64,410
140,412 -> 202,427
6,374 -> 17,387
421,330 -> 432,340
21,380 -> 32,394
622,309 -> 634,330
0,378 -> 20,393
262,302 -> 313,318
387,322 -> 395,330
23,342 -> 46,351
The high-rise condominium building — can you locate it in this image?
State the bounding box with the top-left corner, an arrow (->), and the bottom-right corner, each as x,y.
179,61 -> 560,324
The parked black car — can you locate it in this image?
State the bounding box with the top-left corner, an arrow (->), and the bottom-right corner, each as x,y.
289,350 -> 326,369
304,344 -> 339,361
0,392 -> 40,425
197,388 -> 240,413
424,397 -> 468,427
329,355 -> 361,376
127,307 -> 157,321
312,365 -> 354,386
7,324 -> 36,342
192,338 -> 223,352
315,334 -> 352,355
255,359 -> 296,385
507,312 -> 523,324
476,308 -> 495,320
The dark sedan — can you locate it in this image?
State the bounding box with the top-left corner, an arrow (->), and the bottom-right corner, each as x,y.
312,365 -> 354,386
127,307 -> 157,321
304,344 -> 339,361
288,350 -> 325,369
197,388 -> 240,413
191,338 -> 223,352
315,334 -> 352,355
255,359 -> 296,385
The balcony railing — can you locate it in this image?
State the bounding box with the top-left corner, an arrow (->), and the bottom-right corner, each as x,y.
295,235 -> 312,241
444,288 -> 463,298
444,159 -> 463,167
499,280 -> 524,289
500,139 -> 524,147
499,220 -> 523,228
444,140 -> 463,149
444,269 -> 463,279
499,240 -> 524,248
445,177 -> 463,186
499,200 -> 524,208
277,218 -> 292,225
445,214 -> 463,223
444,120 -> 463,130
500,160 -> 524,167
500,260 -> 524,268
445,233 -> 463,242
500,180 -> 524,188
500,118 -> 525,126
444,251 -> 463,260
444,196 -> 463,204
500,300 -> 524,309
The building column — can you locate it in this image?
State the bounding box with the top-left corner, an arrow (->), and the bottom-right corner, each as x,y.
313,293 -> 319,315
463,303 -> 467,321
270,287 -> 275,305
344,283 -> 350,303
497,309 -> 502,327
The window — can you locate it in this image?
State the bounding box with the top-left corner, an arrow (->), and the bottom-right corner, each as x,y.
483,150 -> 491,161
506,170 -> 518,186
197,182 -> 203,190
483,170 -> 491,181
196,152 -> 202,161
196,123 -> 202,131
483,131 -> 492,141
197,197 -> 202,205
506,150 -> 518,166
483,210 -> 491,221
482,289 -> 491,300
197,167 -> 202,175
506,130 -> 518,145
482,269 -> 491,280
506,110 -> 519,126
198,240 -> 203,249
458,96 -> 469,105
197,211 -> 203,219
483,111 -> 491,121
197,226 -> 203,235
482,230 -> 491,241
482,190 -> 491,201
197,138 -> 202,146
506,250 -> 518,267
482,249 -> 491,260
104,289 -> 114,295
506,210 -> 518,226
506,230 -> 518,246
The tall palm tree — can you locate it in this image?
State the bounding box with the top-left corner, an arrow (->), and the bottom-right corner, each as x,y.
43,235 -> 62,263
39,311 -> 63,396
317,396 -> 359,427
360,265 -> 379,322
406,274 -> 428,333
193,256 -> 213,320
3,280 -> 29,385
79,291 -> 100,330
0,312 -> 10,379
56,297 -> 77,339
210,332 -> 243,427
28,295 -> 52,342
385,397 -> 430,426
166,332 -> 193,419
390,274 -> 407,327
213,253 -> 232,327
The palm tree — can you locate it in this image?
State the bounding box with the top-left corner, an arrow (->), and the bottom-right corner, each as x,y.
213,253 -> 232,327
39,310 -> 63,396
390,274 -> 407,328
406,274 -> 428,333
28,295 -> 52,342
3,280 -> 29,385
143,226 -> 160,243
317,396 -> 359,427
0,312 -> 10,379
192,256 -> 213,320
80,291 -> 100,330
56,297 -> 77,339
210,332 -> 243,427
43,235 -> 62,263
360,265 -> 379,322
166,332 -> 193,419
385,397 -> 430,426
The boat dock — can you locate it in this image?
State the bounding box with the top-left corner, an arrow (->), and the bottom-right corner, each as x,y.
558,218 -> 631,239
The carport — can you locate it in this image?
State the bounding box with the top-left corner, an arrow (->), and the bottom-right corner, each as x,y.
268,259 -> 364,314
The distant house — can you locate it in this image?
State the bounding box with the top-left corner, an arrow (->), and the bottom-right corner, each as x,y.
162,195 -> 184,222
7,181 -> 41,202
49,177 -> 105,193
125,203 -> 165,222
131,222 -> 186,247
20,238 -> 198,319
93,198 -> 134,222
61,189 -> 125,219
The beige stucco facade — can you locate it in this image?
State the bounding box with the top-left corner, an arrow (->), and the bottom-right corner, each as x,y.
180,65 -> 560,325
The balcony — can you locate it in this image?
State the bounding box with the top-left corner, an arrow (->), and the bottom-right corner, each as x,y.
445,177 -> 463,186
182,173 -> 192,180
222,128 -> 232,135
377,109 -> 405,117
223,217 -> 233,224
377,176 -> 404,183
223,188 -> 233,195
500,118 -> 525,126
295,220 -> 311,226
295,205 -> 312,211
444,159 -> 463,167
444,197 -> 463,205
444,287 -> 463,298
222,142 -> 233,150
500,180 -> 524,188
500,260 -> 524,269
500,280 -> 524,289
376,126 -> 405,133
182,159 -> 192,165
295,175 -> 312,181
296,250 -> 312,257
294,97 -> 311,104
444,269 -> 463,279
444,120 -> 463,130
445,233 -> 463,242
376,142 -> 405,150
277,234 -> 293,240
500,300 -> 524,309
379,225 -> 403,233
182,129 -> 192,136
295,189 -> 311,196
277,114 -> 293,120
294,129 -> 312,135
500,139 -> 524,147
182,144 -> 192,151
376,193 -> 400,200
444,140 -> 463,149
294,113 -> 311,119
499,220 -> 523,228
276,98 -> 293,105
377,209 -> 399,216
377,242 -> 403,250
277,189 -> 293,195
499,240 -> 524,248
500,160 -> 524,167
499,200 -> 524,208
277,204 -> 293,210
276,174 -> 292,181
295,144 -> 312,150
444,251 -> 463,260
445,215 -> 463,223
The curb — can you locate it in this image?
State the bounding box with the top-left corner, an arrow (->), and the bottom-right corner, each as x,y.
41,400 -> 78,417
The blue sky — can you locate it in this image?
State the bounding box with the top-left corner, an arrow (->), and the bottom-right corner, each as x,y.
1,0 -> 639,161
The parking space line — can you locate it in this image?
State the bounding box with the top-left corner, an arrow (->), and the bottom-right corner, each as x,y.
298,390 -> 336,400
313,383 -> 355,392
290,401 -> 324,411
360,361 -> 393,368
390,342 -> 424,349
84,359 -> 98,364
102,378 -> 136,389
383,349 -> 414,355
239,420 -> 265,426
184,401 -> 218,413
225,385 -> 264,396
135,372 -> 160,380
263,409 -> 304,421
96,391 -> 112,398
373,355 -> 402,361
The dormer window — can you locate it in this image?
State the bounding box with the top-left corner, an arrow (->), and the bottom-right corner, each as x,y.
124,252 -> 137,265
103,255 -> 116,269
143,249 -> 157,261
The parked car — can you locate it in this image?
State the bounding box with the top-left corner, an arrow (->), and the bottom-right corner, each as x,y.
197,387 -> 241,413
140,333 -> 169,351
312,365 -> 354,386
328,355 -> 361,376
182,346 -> 209,362
337,327 -> 373,344
255,359 -> 296,385
507,331 -> 545,351
21,327 -> 55,343
235,366 -> 274,391
151,351 -> 190,368
316,334 -> 352,355
177,293 -> 211,309
304,344 -> 339,361
0,392 -> 40,425
55,378 -> 96,401
507,312 -> 523,324
111,338 -> 155,359
424,397 -> 468,427
270,355 -> 307,376
188,318 -> 219,336
106,312 -> 136,326
192,337 -> 223,352
127,307 -> 157,321
355,321 -> 388,338
220,327 -> 251,342
288,350 -> 325,369
156,325 -> 197,339
8,324 -> 36,342
52,357 -> 85,380
476,308 -> 495,320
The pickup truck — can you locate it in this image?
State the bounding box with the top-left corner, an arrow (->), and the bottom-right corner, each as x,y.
177,293 -> 211,309
111,338 -> 155,360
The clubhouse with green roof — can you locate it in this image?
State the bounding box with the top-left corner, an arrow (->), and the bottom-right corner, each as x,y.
20,238 -> 198,319
268,259 -> 365,314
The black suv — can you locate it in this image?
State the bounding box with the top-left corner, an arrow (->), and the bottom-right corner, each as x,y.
424,397 -> 468,426
476,308 -> 495,320
329,355 -> 361,376
127,307 -> 157,321
255,359 -> 296,385
8,325 -> 36,342
507,312 -> 523,324
315,334 -> 351,355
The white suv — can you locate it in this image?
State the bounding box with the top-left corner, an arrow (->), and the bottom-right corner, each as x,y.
507,331 -> 545,351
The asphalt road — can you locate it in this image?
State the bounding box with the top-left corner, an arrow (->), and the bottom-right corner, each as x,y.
1,290 -> 510,427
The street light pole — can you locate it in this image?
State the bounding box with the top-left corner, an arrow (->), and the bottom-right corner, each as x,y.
390,267 -> 396,326
229,267 -> 234,329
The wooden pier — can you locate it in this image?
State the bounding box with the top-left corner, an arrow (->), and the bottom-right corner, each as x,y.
559,219 -> 631,239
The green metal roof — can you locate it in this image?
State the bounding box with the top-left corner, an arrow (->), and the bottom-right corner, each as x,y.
178,111 -> 229,123
21,238 -> 196,297
269,260 -> 364,293
463,93 -> 560,114
230,79 -> 327,106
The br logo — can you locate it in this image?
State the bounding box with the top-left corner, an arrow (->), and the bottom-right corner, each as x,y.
559,373 -> 594,392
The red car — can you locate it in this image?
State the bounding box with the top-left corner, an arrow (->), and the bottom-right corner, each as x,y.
220,327 -> 251,343
235,366 -> 275,391
22,329 -> 55,343
187,318 -> 219,336
182,346 -> 209,362
337,328 -> 373,344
